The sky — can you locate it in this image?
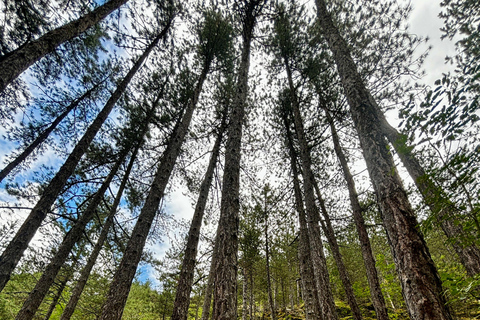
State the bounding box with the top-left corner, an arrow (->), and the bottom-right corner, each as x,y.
0,0 -> 460,288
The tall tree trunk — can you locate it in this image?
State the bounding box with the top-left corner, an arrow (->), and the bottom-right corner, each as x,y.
377,113 -> 480,276
314,1 -> 453,319
0,27 -> 168,294
282,58 -> 337,319
264,210 -> 276,320
59,140 -> 141,320
282,109 -> 323,320
242,267 -> 248,320
201,226 -> 221,320
0,0 -> 128,92
212,2 -> 262,320
42,273 -> 70,320
15,147 -> 130,320
171,111 -> 227,320
98,58 -> 211,320
312,182 -> 362,320
0,82 -> 101,183
325,111 -> 390,320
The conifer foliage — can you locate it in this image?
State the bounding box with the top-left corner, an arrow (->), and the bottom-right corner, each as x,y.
0,0 -> 479,320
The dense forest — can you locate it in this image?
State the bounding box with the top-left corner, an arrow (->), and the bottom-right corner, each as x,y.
0,0 -> 479,319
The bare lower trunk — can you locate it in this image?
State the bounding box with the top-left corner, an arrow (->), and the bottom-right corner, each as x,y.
242,267 -> 248,320
283,58 -> 337,320
282,107 -> 323,320
314,1 -> 452,318
326,111 -> 389,320
15,147 -> 129,320
201,228 -> 221,320
212,3 -> 261,319
98,59 -> 210,320
313,182 -> 362,320
171,111 -> 227,320
378,115 -> 480,276
265,215 -> 276,320
59,141 -> 140,320
43,273 -> 69,320
0,0 -> 128,92
0,83 -> 100,183
0,28 -> 167,294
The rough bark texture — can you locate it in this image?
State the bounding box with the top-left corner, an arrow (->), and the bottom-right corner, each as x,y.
0,83 -> 100,183
242,267 -> 248,320
314,1 -> 453,319
264,212 -> 276,320
0,26 -> 166,295
171,112 -> 227,320
42,273 -> 69,320
326,111 -> 390,320
201,229 -> 221,320
212,3 -> 260,320
284,118 -> 323,320
59,141 -> 140,320
0,0 -> 128,92
378,114 -> 480,277
15,148 -> 129,320
283,58 -> 337,320
98,58 -> 210,320
313,182 -> 362,320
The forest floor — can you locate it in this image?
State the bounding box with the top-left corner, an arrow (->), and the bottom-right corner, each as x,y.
257,300 -> 480,320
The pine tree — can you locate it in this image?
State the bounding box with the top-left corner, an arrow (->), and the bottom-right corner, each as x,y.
0,24 -> 171,294
0,0 -> 128,92
314,0 -> 453,318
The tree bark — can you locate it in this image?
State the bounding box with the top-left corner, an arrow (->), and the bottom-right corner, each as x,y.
212,2 -> 262,320
201,229 -> 221,320
325,110 -> 390,320
171,110 -> 227,320
0,26 -> 168,295
59,139 -> 141,320
0,83 -> 101,183
242,267 -> 248,320
282,57 -> 337,320
98,56 -> 211,320
377,113 -> 480,277
42,272 -> 70,320
282,103 -> 323,320
312,181 -> 362,320
314,1 -> 453,319
264,206 -> 276,320
0,0 -> 128,92
15,146 -> 130,320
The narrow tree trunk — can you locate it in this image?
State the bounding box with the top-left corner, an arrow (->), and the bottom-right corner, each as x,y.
314,1 -> 452,318
0,27 -> 168,294
312,182 -> 362,320
212,3 -> 262,319
282,109 -> 322,320
98,58 -> 211,320
59,140 -> 141,320
265,211 -> 276,320
15,147 -> 129,320
171,110 -> 227,320
0,82 -> 101,183
201,256 -> 215,320
242,267 -> 248,320
378,114 -> 480,276
201,228 -> 221,320
282,58 -> 337,320
0,0 -> 128,92
325,111 -> 389,320
249,269 -> 254,320
42,273 -> 69,320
